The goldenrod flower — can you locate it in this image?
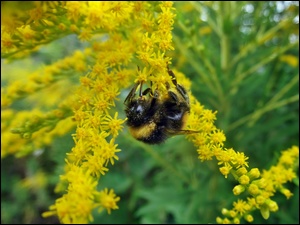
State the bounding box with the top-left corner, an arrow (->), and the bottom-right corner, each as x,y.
233,199 -> 249,215
217,146 -> 298,223
233,185 -> 245,195
1,32 -> 16,53
1,2 -> 298,224
97,188 -> 121,215
248,184 -> 260,196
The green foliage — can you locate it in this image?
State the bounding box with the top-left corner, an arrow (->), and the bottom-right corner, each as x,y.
1,1 -> 299,224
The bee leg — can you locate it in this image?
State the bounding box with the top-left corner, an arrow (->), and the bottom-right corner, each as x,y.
176,84 -> 190,105
167,66 -> 189,104
167,65 -> 178,86
138,82 -> 153,97
168,91 -> 179,103
138,81 -> 144,97
124,82 -> 140,104
142,87 -> 153,96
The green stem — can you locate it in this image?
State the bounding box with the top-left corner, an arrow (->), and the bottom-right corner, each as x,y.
173,34 -> 220,96
136,141 -> 190,183
268,74 -> 299,104
228,94 -> 299,131
232,42 -> 298,87
230,19 -> 293,70
190,2 -> 222,37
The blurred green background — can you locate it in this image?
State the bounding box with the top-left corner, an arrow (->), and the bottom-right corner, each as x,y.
1,1 -> 299,224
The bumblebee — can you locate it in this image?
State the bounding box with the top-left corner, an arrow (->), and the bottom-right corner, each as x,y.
124,66 -> 198,144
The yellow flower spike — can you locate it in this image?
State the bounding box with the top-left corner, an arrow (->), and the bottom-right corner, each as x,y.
232,151 -> 249,169
102,139 -> 121,166
101,112 -> 126,138
248,168 -> 260,180
233,185 -> 246,195
150,70 -> 174,93
238,175 -> 250,185
73,126 -> 90,140
83,154 -> 109,178
247,197 -> 259,208
280,188 -> 293,199
70,24 -> 79,32
197,144 -> 214,161
209,130 -> 226,146
201,108 -> 217,122
219,145 -> 298,224
282,168 -> 297,182
222,218 -> 231,224
255,195 -> 266,205
1,32 -> 16,53
73,109 -> 88,122
92,95 -> 112,114
158,33 -> 174,51
65,1 -> 85,22
88,131 -> 109,149
102,86 -> 120,105
68,142 -> 86,162
216,149 -> 232,165
142,32 -> 157,52
229,210 -> 237,218
244,214 -> 254,223
236,167 -> 248,176
17,25 -> 36,41
233,199 -> 248,215
134,66 -> 152,84
80,76 -> 93,88
160,1 -> 176,10
216,217 -> 223,224
79,28 -> 93,41
248,183 -> 260,196
90,62 -> 108,78
220,165 -> 232,178
157,4 -> 176,31
1,1 -> 298,224
233,218 -> 240,224
221,208 -> 229,215
97,188 -> 120,215
58,23 -> 66,31
86,114 -> 102,130
255,177 -> 268,189
265,199 -> 279,212
110,1 -> 133,19
44,165 -> 100,223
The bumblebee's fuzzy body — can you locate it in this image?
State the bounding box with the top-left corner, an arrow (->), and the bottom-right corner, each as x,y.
124,67 -> 195,144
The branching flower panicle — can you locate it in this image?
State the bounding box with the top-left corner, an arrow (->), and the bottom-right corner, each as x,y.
186,95 -> 298,223
1,1 -> 298,224
2,1 -> 177,223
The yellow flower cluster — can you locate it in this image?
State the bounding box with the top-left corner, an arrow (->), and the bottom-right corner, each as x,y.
184,93 -> 298,223
1,50 -> 88,158
42,164 -> 120,223
1,108 -> 75,158
2,1 -> 177,224
2,2 -> 66,59
2,1 -> 298,224
42,2 -> 176,223
215,146 -> 298,223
